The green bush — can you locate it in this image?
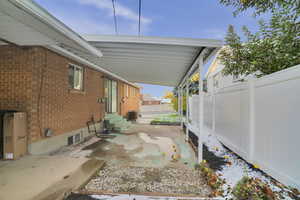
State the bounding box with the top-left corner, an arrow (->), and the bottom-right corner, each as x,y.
232,176 -> 276,200
196,161 -> 225,197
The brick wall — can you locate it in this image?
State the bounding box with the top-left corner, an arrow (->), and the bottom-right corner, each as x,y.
0,45 -> 36,143
0,45 -> 105,144
0,45 -> 140,146
35,47 -> 105,143
142,100 -> 161,105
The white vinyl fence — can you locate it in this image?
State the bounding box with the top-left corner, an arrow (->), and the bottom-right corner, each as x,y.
189,64 -> 300,189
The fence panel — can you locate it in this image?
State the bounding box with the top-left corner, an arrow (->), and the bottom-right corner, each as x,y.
252,66 -> 300,188
189,95 -> 199,128
214,83 -> 251,160
187,65 -> 300,188
204,94 -> 213,130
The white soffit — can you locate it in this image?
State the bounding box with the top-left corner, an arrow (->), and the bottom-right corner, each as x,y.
84,35 -> 223,86
0,0 -> 102,57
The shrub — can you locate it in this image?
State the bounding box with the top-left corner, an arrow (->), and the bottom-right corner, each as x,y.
196,161 -> 225,197
232,176 -> 276,200
171,95 -> 186,113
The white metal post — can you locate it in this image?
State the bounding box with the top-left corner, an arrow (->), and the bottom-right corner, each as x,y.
198,55 -> 204,163
178,87 -> 183,128
177,87 -> 181,116
185,81 -> 189,141
180,87 -> 184,128
212,90 -> 216,133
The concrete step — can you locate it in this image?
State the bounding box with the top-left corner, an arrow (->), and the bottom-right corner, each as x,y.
104,113 -> 132,132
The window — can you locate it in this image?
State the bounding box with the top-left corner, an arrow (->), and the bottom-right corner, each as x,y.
233,74 -> 240,82
69,64 -> 83,90
213,74 -> 219,89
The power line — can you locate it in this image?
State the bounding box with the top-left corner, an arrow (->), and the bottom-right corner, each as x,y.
111,0 -> 118,35
138,0 -> 142,36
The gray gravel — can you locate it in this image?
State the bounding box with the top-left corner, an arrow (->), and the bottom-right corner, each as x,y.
84,163 -> 211,196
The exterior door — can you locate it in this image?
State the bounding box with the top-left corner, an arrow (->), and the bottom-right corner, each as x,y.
104,79 -> 118,113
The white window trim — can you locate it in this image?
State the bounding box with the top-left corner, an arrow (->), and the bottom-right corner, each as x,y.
69,63 -> 84,91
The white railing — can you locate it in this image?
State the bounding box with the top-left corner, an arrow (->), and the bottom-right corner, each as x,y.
188,64 -> 300,189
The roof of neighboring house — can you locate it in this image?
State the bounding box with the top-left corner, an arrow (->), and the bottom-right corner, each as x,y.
142,94 -> 161,101
205,47 -> 226,79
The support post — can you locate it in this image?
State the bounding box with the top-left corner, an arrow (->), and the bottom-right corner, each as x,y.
180,86 -> 184,129
185,81 -> 190,141
212,91 -> 216,133
179,87 -> 183,128
198,55 -> 204,163
177,87 -> 181,116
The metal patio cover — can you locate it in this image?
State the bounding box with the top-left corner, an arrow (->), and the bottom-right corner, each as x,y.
84,35 -> 223,87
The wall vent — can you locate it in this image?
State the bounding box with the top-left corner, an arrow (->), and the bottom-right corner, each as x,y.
74,133 -> 81,143
67,136 -> 74,146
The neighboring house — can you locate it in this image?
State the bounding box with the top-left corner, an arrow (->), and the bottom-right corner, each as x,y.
142,94 -> 161,105
0,0 -> 140,156
161,98 -> 171,104
205,49 -> 243,93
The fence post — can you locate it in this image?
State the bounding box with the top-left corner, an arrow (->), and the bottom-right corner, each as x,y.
249,77 -> 256,162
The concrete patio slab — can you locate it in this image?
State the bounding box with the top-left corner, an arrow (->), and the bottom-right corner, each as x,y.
62,124 -> 211,198
0,155 -> 103,200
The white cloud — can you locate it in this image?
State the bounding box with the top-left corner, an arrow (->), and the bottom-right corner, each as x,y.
78,0 -> 151,24
65,19 -> 115,34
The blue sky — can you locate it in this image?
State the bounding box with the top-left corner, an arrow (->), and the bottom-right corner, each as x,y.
35,0 -> 261,97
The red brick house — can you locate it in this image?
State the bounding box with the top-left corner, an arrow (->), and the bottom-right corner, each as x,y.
0,0 -> 140,156
141,94 -> 161,105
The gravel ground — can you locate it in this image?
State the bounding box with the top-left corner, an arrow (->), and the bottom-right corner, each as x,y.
84,163 -> 211,196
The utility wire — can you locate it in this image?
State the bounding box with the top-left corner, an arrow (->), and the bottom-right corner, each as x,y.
111,0 -> 118,35
138,0 -> 142,36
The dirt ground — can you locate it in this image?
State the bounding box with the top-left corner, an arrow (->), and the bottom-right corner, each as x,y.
63,105 -> 212,199
62,124 -> 212,197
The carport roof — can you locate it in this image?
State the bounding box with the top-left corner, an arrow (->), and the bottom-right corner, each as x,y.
84,35 -> 223,87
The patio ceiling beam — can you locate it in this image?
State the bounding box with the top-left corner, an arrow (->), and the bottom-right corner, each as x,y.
101,55 -> 193,62
85,35 -> 223,48
100,49 -> 198,57
101,60 -> 191,66
102,53 -> 196,60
